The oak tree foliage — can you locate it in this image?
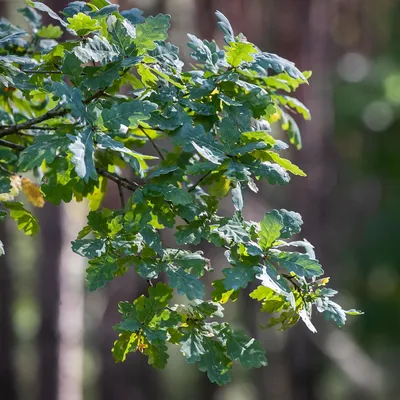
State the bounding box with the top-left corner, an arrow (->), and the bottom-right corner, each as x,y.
0,0 -> 362,385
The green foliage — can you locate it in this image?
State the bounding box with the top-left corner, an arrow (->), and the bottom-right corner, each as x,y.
0,1 -> 360,386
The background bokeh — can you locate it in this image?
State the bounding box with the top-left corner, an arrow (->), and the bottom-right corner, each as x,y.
1,0 -> 399,399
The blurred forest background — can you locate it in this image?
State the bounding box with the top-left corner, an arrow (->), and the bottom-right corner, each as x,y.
0,0 -> 399,399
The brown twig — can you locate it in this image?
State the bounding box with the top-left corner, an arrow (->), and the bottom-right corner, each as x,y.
117,183 -> 125,208
0,89 -> 105,138
188,171 -> 212,192
0,139 -> 25,151
95,168 -> 140,192
139,126 -> 165,160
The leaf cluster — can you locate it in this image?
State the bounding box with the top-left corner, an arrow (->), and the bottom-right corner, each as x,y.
0,0 -> 361,384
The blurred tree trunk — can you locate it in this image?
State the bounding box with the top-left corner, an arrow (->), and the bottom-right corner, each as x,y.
36,204 -> 62,400
0,3 -> 16,398
0,223 -> 18,400
271,1 -> 336,399
57,202 -> 86,400
36,0 -> 71,396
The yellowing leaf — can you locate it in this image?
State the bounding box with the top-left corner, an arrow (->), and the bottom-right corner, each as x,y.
21,178 -> 45,208
0,175 -> 22,201
87,176 -> 107,211
209,175 -> 231,198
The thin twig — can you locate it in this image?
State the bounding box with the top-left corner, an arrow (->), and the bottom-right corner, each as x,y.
0,104 -> 66,138
282,273 -> 301,290
139,126 -> 164,160
95,168 -> 140,191
22,69 -> 63,74
0,89 -> 105,138
0,139 -> 25,151
188,171 -> 212,192
117,183 -> 125,208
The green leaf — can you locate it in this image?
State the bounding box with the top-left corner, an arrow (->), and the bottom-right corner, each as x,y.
187,34 -> 222,73
278,209 -> 303,238
0,176 -> 11,194
144,340 -> 169,369
51,81 -> 87,119
68,128 -> 97,182
86,258 -> 118,291
211,280 -> 239,304
173,123 -> 224,159
198,337 -> 231,385
18,135 -> 70,170
61,52 -> 83,86
255,264 -> 295,308
37,24 -> 63,39
231,183 -> 243,211
259,210 -> 284,250
251,161 -> 290,185
71,239 -> 107,259
266,152 -> 306,177
226,42 -> 257,68
28,1 -> 68,27
180,326 -> 205,363
175,221 -> 204,245
218,325 -> 268,368
166,266 -> 205,300
223,262 -> 256,291
73,35 -> 119,64
315,297 -> 346,328
3,201 -> 39,236
108,17 -> 136,53
275,95 -> 311,120
121,8 -> 145,25
345,309 -> 364,316
250,52 -> 306,80
215,10 -> 235,44
112,332 -> 138,363
143,184 -> 192,206
250,286 -> 288,313
282,113 -> 302,150
270,251 -> 323,278
102,100 -> 157,130
67,12 -> 100,36
134,14 -> 171,53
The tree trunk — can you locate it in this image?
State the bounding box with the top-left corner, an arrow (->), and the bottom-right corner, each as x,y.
270,1 -> 336,399
57,202 -> 86,400
0,222 -> 18,400
36,204 -> 62,400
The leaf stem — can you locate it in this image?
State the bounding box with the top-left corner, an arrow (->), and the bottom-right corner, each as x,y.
188,171 -> 212,192
139,126 -> 165,160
